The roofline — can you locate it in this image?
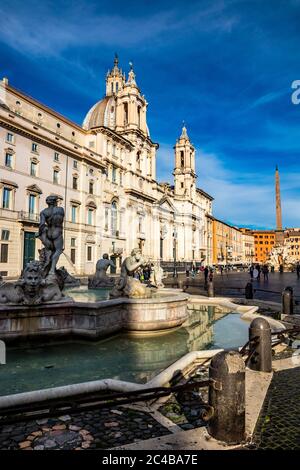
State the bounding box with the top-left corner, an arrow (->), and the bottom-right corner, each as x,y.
196,187 -> 214,201
210,216 -> 243,232
4,82 -> 85,132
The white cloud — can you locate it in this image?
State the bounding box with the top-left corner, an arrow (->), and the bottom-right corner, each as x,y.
0,0 -> 238,58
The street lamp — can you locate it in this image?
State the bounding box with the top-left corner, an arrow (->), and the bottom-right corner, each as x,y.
173,227 -> 178,278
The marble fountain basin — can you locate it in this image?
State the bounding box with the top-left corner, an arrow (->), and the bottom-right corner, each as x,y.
0,292 -> 189,342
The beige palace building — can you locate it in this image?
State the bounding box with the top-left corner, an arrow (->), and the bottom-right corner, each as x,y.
211,217 -> 254,265
0,56 -> 214,277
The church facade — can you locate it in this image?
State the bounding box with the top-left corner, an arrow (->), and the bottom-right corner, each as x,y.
0,56 -> 213,277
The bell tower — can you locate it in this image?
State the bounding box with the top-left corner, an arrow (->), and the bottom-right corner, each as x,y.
115,62 -> 148,135
105,54 -> 125,96
173,123 -> 196,198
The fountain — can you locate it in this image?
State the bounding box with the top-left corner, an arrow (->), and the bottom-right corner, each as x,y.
0,196 -> 188,342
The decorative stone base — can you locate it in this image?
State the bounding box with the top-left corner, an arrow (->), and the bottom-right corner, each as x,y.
0,293 -> 189,342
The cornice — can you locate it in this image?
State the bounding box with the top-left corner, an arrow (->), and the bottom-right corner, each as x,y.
0,118 -> 106,170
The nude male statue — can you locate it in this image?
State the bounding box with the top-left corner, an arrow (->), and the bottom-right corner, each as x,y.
95,254 -> 116,281
36,195 -> 64,275
88,253 -> 116,287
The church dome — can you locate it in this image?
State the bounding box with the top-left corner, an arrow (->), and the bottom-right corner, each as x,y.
83,95 -> 116,130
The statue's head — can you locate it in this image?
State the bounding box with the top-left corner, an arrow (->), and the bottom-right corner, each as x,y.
46,195 -> 59,207
103,253 -> 109,260
23,261 -> 44,294
131,248 -> 142,261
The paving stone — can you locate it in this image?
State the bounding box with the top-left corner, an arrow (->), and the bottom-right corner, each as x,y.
19,441 -> 32,449
253,366 -> 300,450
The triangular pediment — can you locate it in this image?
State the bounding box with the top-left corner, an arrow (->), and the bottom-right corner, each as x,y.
157,195 -> 176,213
26,184 -> 43,194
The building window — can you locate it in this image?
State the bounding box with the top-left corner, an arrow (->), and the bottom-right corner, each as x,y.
116,82 -> 119,93
73,160 -> 78,169
120,172 -> 123,186
6,133 -> 14,143
71,205 -> 77,223
5,152 -> 13,168
72,176 -> 78,190
1,230 -> 9,241
30,161 -> 37,176
111,82 -> 114,94
124,103 -> 128,125
87,209 -> 93,225
28,194 -> 36,214
89,181 -> 94,195
180,151 -> 184,168
138,216 -> 143,233
71,237 -> 76,247
87,245 -> 92,261
112,167 -> 117,183
2,188 -> 11,209
53,170 -> 59,184
0,244 -> 8,263
32,142 -> 38,153
105,207 -> 109,231
136,152 -> 141,171
137,106 -> 141,128
112,144 -> 116,157
70,248 -> 76,264
54,152 -> 59,161
111,201 -> 117,235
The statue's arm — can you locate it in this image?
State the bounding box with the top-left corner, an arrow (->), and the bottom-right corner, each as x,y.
37,211 -> 47,236
125,258 -> 144,273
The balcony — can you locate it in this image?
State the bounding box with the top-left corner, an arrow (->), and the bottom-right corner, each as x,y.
109,247 -> 123,256
18,211 -> 39,224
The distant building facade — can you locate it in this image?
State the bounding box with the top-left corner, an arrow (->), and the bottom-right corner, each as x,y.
283,229 -> 300,263
0,57 -> 214,277
211,217 -> 250,265
240,229 -> 276,264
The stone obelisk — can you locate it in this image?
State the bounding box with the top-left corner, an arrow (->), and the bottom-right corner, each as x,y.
275,165 -> 284,245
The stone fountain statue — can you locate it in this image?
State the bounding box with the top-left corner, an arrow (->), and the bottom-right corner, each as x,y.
88,254 -> 116,288
150,261 -> 166,288
0,195 -> 72,305
110,248 -> 150,298
268,244 -> 294,271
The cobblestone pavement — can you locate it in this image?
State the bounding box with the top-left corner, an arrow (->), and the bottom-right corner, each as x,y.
178,272 -> 300,305
252,366 -> 300,450
0,407 -> 170,450
158,368 -> 209,430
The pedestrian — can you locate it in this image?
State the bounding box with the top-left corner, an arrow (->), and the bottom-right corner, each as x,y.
204,266 -> 209,284
186,268 -> 190,278
262,264 -> 269,281
296,263 -> 300,279
256,264 -> 261,281
249,265 -> 254,280
209,269 -> 213,282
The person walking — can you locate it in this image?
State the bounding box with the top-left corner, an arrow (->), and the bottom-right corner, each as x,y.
296,263 -> 300,279
250,265 -> 254,280
262,264 -> 269,281
256,264 -> 261,281
204,266 -> 209,284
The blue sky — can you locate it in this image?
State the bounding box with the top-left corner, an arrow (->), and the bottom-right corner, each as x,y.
1,0 -> 300,229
